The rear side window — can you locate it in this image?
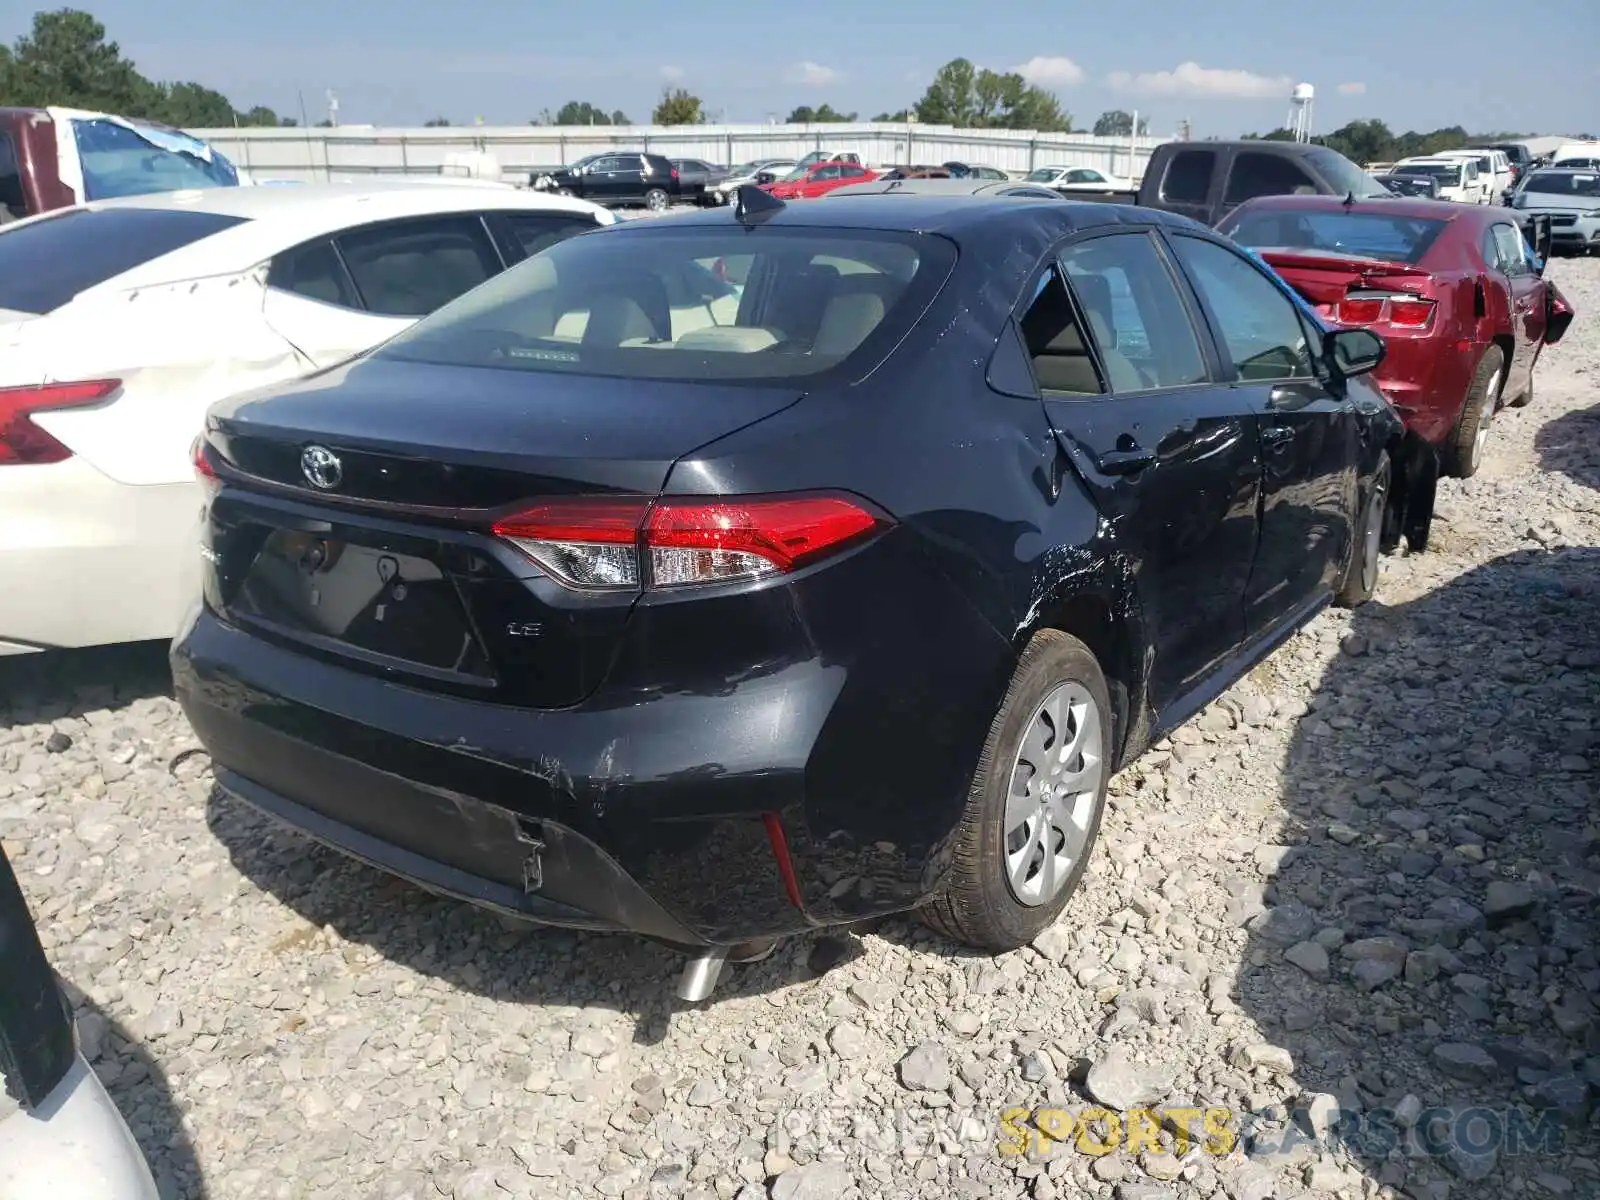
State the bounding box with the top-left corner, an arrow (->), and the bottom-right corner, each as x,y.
1224,153 -> 1317,206
0,207 -> 246,314
268,238 -> 360,308
1059,232 -> 1208,393
335,215 -> 502,318
499,211 -> 603,260
376,225 -> 956,385
1161,150 -> 1215,204
0,133 -> 23,218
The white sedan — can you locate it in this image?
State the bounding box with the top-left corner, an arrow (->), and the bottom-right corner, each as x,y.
0,182 -> 614,655
1022,166 -> 1134,191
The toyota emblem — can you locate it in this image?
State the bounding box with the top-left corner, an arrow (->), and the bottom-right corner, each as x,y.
300,444 -> 343,490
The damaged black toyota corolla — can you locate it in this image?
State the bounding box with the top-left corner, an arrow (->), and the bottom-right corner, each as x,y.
174,187 -> 1417,998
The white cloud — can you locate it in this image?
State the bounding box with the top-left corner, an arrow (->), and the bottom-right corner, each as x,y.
659,65 -> 685,82
785,61 -> 840,87
1337,81 -> 1367,95
1013,56 -> 1086,88
1107,61 -> 1292,100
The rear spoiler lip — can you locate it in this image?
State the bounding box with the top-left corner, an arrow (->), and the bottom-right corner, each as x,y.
1254,249 -> 1431,278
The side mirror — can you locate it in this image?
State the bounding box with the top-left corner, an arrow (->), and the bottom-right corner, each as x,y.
1325,328 -> 1385,378
755,171 -> 775,185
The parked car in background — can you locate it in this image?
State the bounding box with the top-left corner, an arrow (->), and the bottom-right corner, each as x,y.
709,159 -> 796,205
1551,142 -> 1600,169
532,152 -> 682,212
1486,142 -> 1535,183
1,105 -> 244,223
1047,139 -> 1390,227
0,842 -> 158,1198
1024,165 -> 1133,191
826,178 -> 1067,200
1372,170 -> 1442,199
176,192 -> 1407,999
1220,194 -> 1574,488
1437,149 -> 1515,200
1391,156 -> 1491,204
941,162 -> 1009,180
670,159 -> 729,205
876,165 -> 952,180
1510,168 -> 1600,255
0,182 -> 613,655
761,160 -> 878,198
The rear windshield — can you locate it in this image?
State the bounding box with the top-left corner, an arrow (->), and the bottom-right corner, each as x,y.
0,207 -> 247,314
375,224 -> 955,384
1223,209 -> 1448,265
1526,172 -> 1600,196
1399,162 -> 1462,183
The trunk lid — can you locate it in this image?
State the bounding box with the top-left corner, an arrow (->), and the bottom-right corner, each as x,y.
204,357 -> 804,708
1256,250 -> 1438,330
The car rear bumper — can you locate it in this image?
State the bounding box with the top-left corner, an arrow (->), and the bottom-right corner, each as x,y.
173,576 -> 1011,943
0,1054 -> 159,1200
1373,335 -> 1483,446
0,459 -> 200,652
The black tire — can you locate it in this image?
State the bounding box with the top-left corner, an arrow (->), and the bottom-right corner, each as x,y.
1448,348 -> 1505,479
644,188 -> 670,213
555,187 -> 575,198
1508,371 -> 1534,409
1336,453 -> 1389,607
918,630 -> 1111,951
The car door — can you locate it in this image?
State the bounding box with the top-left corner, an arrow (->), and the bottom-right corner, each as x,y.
1028,229 -> 1262,713
585,155 -> 630,203
803,164 -> 842,197
1489,220 -> 1547,391
1166,232 -> 1360,636
262,214 -> 504,368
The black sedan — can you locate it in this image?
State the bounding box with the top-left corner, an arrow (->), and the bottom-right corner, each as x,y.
175,189 -> 1405,998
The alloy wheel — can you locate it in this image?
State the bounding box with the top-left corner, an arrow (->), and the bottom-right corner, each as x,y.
1358,467 -> 1388,594
1003,681 -> 1103,906
1470,368 -> 1503,472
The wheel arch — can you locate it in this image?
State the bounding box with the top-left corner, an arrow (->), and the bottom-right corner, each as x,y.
1014,564 -> 1145,772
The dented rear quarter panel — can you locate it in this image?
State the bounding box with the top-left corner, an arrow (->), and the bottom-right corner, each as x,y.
0,109 -> 75,215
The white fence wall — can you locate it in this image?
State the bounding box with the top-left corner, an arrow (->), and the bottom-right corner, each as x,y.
190,123 -> 1168,184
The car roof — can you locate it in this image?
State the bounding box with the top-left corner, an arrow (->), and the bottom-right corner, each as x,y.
824,178 -> 1065,200
607,191 -> 1201,240
36,182 -> 608,292
1226,193 -> 1482,223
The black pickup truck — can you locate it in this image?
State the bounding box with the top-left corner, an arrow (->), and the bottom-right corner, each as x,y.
1054,139 -> 1389,227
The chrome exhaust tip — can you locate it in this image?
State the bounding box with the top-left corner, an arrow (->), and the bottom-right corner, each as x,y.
676,946 -> 730,1002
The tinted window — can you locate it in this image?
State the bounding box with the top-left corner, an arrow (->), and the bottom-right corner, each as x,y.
268,239 -> 359,308
1224,153 -> 1317,205
70,117 -> 239,200
0,134 -> 23,217
501,211 -> 602,259
1059,233 -> 1208,393
1221,208 -> 1448,265
1019,266 -> 1104,395
1171,235 -> 1315,382
1401,162 -> 1463,184
336,215 -> 502,318
1304,147 -> 1390,198
375,226 -> 954,385
0,207 -> 246,314
592,156 -> 630,173
1161,150 -> 1215,205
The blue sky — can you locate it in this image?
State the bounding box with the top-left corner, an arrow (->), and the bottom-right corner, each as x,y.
7,0 -> 1596,136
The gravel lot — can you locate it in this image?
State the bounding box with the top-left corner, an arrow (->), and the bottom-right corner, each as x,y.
3,259 -> 1598,1200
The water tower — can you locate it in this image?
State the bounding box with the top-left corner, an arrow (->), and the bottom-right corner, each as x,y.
1287,83 -> 1315,143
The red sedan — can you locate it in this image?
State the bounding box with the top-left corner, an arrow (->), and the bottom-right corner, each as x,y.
762,161 -> 879,199
1220,195 -> 1574,479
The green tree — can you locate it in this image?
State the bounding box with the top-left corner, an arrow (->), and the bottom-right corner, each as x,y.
1319,118 -> 1395,165
238,105 -> 280,126
913,58 -> 1070,131
871,108 -> 912,122
1242,127 -> 1299,142
424,116 -> 451,127
1093,109 -> 1148,137
4,8 -> 150,111
787,102 -> 856,122
156,80 -> 236,127
545,100 -> 626,125
652,86 -> 703,125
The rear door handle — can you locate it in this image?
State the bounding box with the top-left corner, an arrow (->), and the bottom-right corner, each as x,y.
1095,445 -> 1157,475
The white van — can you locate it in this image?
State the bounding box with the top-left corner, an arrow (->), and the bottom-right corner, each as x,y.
1393,156 -> 1491,204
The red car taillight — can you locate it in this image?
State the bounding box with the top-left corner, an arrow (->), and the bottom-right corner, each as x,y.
1335,292 -> 1436,331
191,435 -> 221,495
671,167 -> 679,179
0,379 -> 120,466
491,493 -> 889,591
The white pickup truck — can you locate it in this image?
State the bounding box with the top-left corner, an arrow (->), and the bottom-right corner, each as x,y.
1392,155 -> 1492,204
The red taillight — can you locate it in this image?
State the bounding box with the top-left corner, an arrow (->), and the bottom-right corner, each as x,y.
191,435 -> 221,493
670,167 -> 679,179
1335,292 -> 1435,331
490,492 -> 889,592
0,379 -> 120,466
